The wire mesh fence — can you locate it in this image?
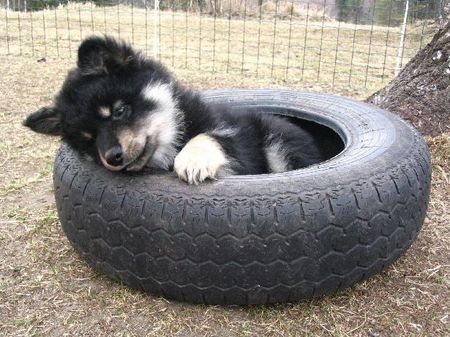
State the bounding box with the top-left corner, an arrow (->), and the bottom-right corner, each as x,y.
0,0 -> 442,90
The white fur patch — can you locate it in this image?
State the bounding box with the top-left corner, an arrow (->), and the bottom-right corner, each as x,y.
264,140 -> 289,173
208,125 -> 238,138
99,106 -> 111,118
142,82 -> 176,112
141,82 -> 183,169
174,134 -> 230,184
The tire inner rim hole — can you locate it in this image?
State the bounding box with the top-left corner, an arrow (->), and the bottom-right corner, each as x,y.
281,115 -> 345,164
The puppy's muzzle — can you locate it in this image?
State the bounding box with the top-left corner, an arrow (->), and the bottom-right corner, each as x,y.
100,145 -> 125,171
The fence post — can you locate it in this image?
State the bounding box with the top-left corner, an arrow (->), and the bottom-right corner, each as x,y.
395,0 -> 409,76
153,0 -> 160,59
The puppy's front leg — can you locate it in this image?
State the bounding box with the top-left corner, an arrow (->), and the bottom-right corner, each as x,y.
174,134 -> 230,184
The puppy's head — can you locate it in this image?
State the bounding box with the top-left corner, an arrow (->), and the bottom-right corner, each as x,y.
24,36 -> 181,171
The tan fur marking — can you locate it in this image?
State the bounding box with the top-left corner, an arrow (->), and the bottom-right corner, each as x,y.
174,134 -> 230,184
116,128 -> 135,151
116,127 -> 147,164
81,131 -> 93,139
99,106 -> 111,118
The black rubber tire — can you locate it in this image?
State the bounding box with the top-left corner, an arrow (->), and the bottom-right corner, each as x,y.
53,90 -> 431,305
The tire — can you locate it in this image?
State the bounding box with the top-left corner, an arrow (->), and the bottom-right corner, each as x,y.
53,90 -> 431,305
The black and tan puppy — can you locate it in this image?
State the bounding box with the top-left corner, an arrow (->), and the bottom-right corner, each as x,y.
24,36 -> 325,184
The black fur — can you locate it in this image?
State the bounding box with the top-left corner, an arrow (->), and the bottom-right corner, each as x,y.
24,35 -> 327,178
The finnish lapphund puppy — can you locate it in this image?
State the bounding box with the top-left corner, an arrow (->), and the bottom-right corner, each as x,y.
24,36 -> 326,184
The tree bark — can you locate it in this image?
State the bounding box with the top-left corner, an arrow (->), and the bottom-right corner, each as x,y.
366,21 -> 450,136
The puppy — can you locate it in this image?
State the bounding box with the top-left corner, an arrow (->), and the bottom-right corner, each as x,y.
24,36 -> 326,184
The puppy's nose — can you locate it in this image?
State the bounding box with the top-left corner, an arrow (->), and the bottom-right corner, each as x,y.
105,146 -> 123,167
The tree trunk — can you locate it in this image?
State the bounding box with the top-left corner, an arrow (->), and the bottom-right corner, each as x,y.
366,21 -> 450,136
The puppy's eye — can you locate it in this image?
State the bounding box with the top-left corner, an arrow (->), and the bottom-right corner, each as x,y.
113,105 -> 130,120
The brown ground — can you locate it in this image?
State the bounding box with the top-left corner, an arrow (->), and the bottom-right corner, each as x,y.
0,4 -> 439,98
0,55 -> 449,337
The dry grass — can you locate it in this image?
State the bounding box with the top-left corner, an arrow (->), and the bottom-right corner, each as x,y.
0,3 -> 438,97
0,47 -> 449,336
0,5 -> 447,335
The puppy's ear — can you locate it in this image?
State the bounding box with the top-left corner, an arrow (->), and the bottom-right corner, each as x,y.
77,35 -> 136,76
23,107 -> 62,136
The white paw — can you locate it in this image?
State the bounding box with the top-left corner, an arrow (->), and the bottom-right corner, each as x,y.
174,134 -> 229,185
